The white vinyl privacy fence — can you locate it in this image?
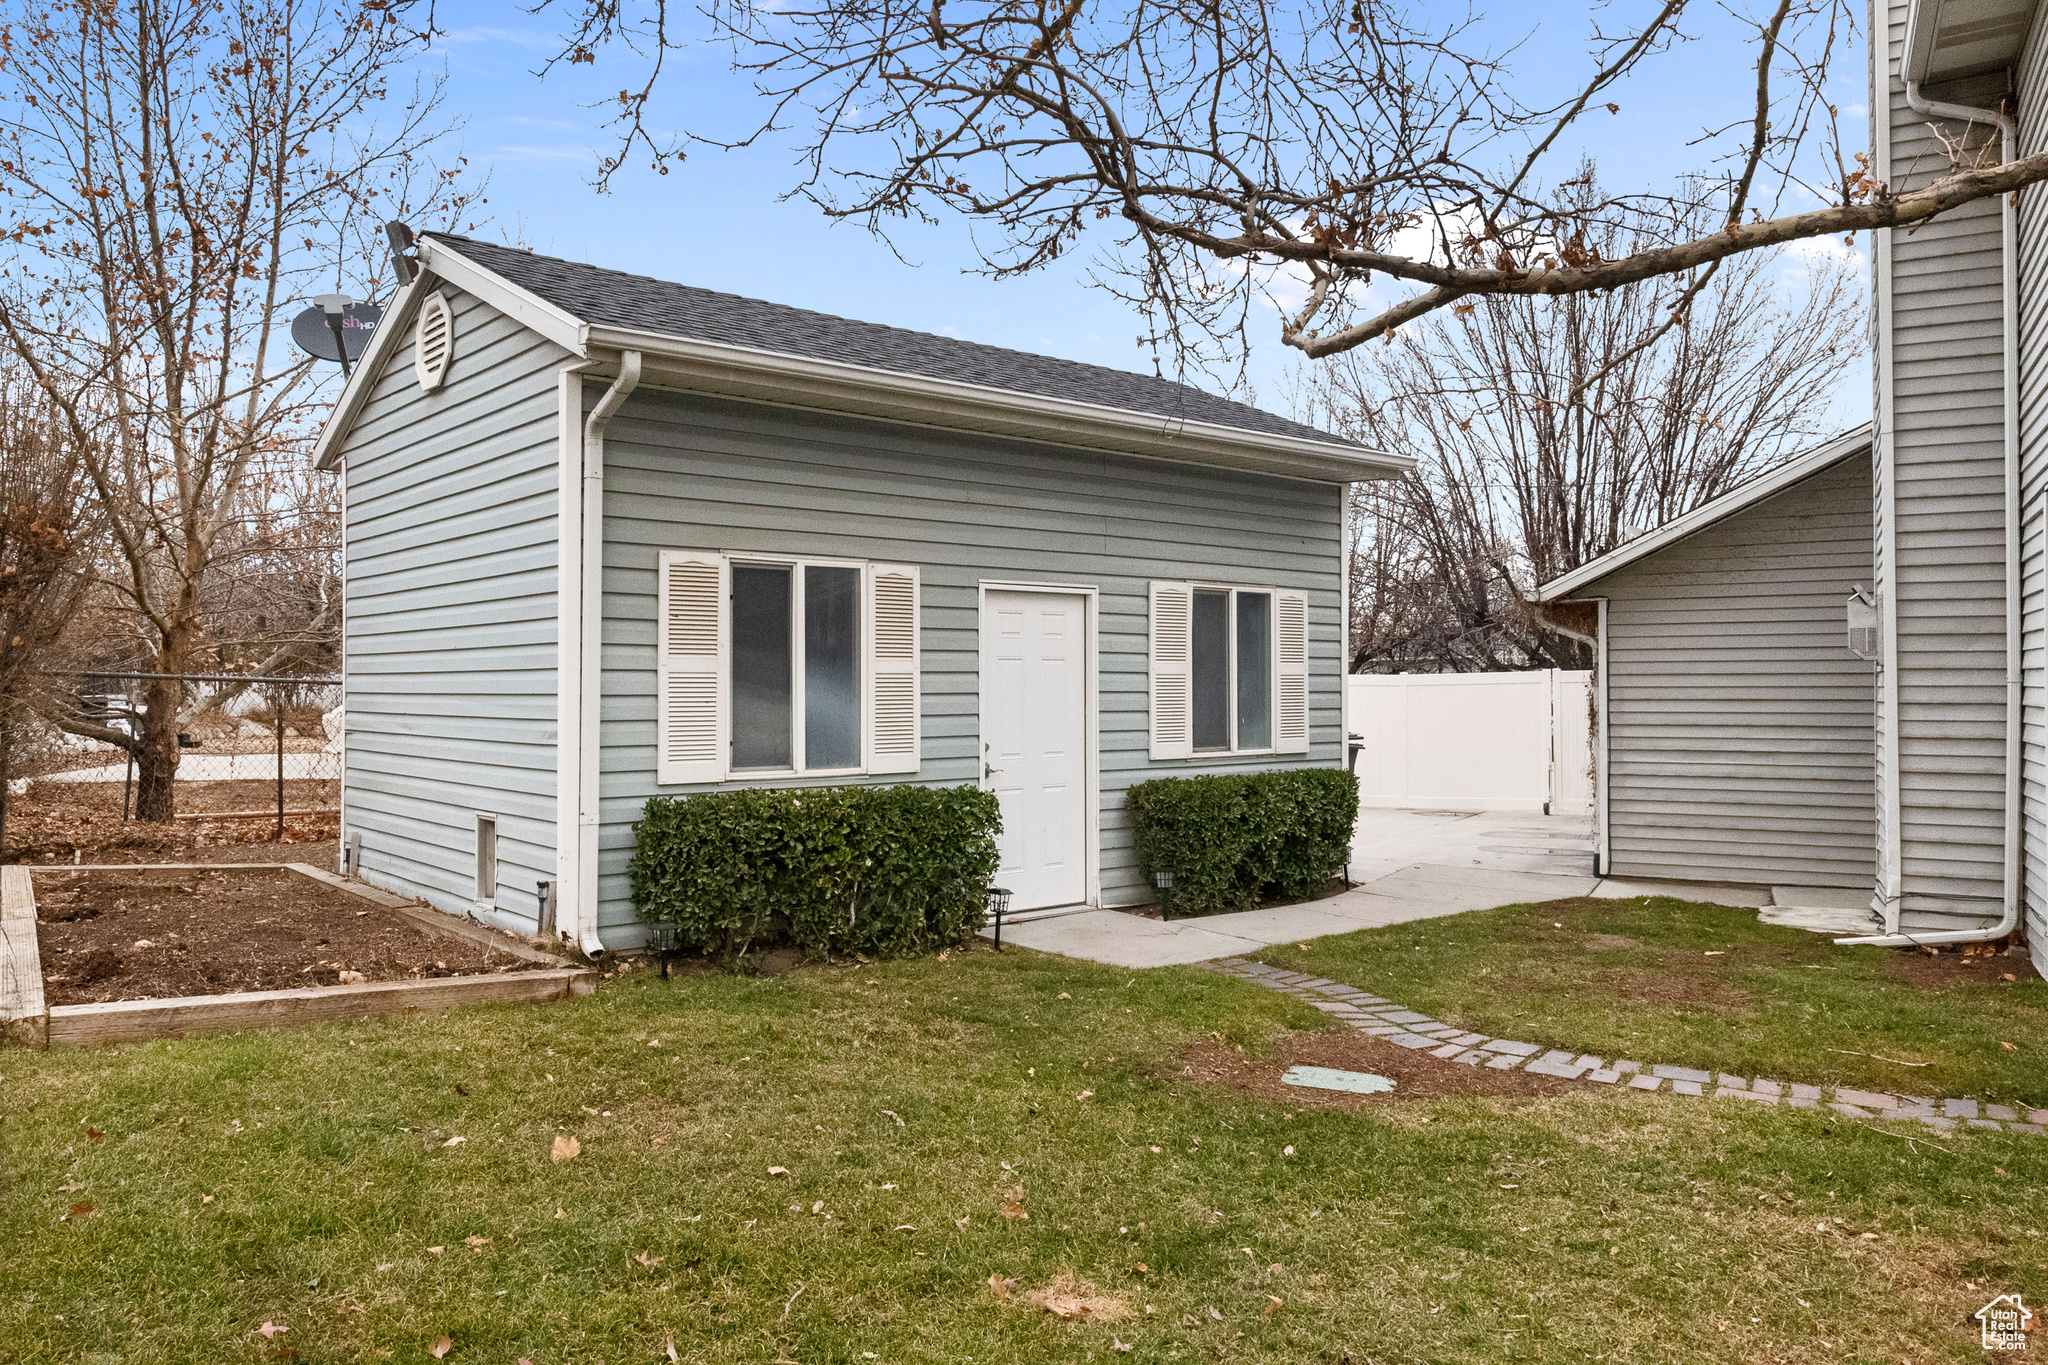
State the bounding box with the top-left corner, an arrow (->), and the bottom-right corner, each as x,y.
1348,670 -> 1594,813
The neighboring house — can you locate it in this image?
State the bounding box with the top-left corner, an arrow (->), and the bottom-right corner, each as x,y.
1541,0 -> 2048,975
1537,428 -> 1876,892
309,233 -> 1408,953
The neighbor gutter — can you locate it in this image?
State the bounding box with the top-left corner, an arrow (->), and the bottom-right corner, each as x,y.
1840,83 -> 2021,948
557,351 -> 642,959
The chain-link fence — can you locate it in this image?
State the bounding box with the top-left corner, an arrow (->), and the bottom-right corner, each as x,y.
19,671 -> 341,836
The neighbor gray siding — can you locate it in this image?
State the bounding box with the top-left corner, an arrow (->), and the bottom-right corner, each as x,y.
1594,456 -> 1877,888
2018,7 -> 2048,972
337,286 -> 571,929
590,385 -> 1345,942
1876,0 -> 2012,927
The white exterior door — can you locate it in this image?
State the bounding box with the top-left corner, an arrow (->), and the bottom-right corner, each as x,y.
981,590 -> 1089,910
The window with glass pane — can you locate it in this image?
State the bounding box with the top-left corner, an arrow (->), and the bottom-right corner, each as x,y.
804,565 -> 861,769
1191,588 -> 1231,751
1236,591 -> 1272,749
731,564 -> 793,769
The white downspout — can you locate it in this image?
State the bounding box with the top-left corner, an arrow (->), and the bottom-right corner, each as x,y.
1842,85 -> 2021,947
566,352 -> 642,958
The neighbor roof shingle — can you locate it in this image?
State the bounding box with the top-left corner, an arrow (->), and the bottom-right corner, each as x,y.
427,233 -> 1350,447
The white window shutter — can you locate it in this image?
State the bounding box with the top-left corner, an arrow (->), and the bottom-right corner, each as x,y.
1149,582 -> 1193,760
656,550 -> 727,785
866,564 -> 921,774
1275,588 -> 1310,754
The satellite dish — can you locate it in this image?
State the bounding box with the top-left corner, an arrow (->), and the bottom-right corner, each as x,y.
291,297 -> 382,370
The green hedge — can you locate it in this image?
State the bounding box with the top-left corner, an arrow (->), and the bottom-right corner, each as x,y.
1125,768 -> 1358,916
629,784 -> 1002,958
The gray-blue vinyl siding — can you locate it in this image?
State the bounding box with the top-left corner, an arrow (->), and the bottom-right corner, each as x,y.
337,286 -> 570,928
1590,455 -> 1878,888
590,383 -> 1345,943
2017,6 -> 2048,974
1877,0 -> 2012,929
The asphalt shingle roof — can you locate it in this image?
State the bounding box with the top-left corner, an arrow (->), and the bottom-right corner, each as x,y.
428,233 -> 1349,447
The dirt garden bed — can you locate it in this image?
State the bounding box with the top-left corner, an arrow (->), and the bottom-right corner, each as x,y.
1,862 -> 591,1048
35,865 -> 547,1007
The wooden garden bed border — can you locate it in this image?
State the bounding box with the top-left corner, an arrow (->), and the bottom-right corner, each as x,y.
0,862 -> 593,1048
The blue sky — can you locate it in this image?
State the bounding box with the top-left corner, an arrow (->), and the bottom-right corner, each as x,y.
406,2 -> 1871,427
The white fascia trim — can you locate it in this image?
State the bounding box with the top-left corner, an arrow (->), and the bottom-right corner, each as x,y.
588,324 -> 1412,486
310,266 -> 436,471
1536,424 -> 1874,602
417,238 -> 590,357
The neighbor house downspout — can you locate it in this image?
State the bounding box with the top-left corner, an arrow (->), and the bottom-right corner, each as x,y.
1841,84 -> 2021,948
1539,600 -> 1607,877
560,351 -> 642,959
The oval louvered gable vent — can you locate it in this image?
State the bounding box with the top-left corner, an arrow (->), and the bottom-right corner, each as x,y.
413,291 -> 453,392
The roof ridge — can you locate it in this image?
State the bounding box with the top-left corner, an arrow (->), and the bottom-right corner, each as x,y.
420,231 -> 1347,448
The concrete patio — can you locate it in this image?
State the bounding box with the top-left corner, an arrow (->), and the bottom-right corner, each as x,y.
992,806 -> 1876,968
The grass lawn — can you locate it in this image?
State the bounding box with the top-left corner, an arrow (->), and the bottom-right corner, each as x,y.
1256,895 -> 2048,1104
3,944 -> 2044,1364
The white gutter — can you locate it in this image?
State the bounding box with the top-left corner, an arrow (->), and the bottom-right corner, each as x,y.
558,352 -> 642,958
1841,84 -> 2021,948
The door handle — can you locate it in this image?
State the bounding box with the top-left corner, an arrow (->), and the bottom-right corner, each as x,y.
985,763 -> 1001,779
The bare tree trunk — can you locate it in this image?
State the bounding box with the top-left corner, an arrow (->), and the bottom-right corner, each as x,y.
0,710 -> 11,861
133,672 -> 182,823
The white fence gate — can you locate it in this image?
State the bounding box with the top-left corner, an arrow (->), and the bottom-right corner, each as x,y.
1347,670 -> 1594,813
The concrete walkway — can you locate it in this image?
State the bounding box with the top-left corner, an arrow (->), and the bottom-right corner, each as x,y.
997,808 -> 1601,968
993,806 -> 1881,968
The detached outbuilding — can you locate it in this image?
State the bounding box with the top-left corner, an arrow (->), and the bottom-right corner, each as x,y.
1537,427 -> 1877,892
310,234 -> 1408,953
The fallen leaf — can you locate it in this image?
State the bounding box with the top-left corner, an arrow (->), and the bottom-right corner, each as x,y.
663,1335 -> 679,1362
63,1203 -> 93,1220
1283,1146 -> 1295,1156
954,1215 -> 970,1229
442,1136 -> 466,1147
85,1128 -> 103,1142
337,970 -> 366,984
636,1251 -> 664,1267
1132,1263 -> 1149,1274
767,1165 -> 789,1177
552,1135 -> 581,1163
1113,1338 -> 1133,1352
1077,1090 -> 1095,1101
988,1271 -> 1017,1298
1000,1187 -> 1029,1220
429,1336 -> 452,1358
1057,992 -> 1071,1000
57,1179 -> 84,1193
1149,1146 -> 1162,1154
2004,973 -> 2018,981
453,1084 -> 468,1096
554,1208 -> 567,1219
1264,1295 -> 1284,1314
1208,1306 -> 1223,1321
465,1235 -> 488,1248
426,1246 -> 445,1255
256,1321 -> 288,1339
202,1194 -> 214,1204
648,1038 -> 662,1047
881,1109 -> 905,1127
812,1201 -> 825,1214
2002,1042 -> 2019,1051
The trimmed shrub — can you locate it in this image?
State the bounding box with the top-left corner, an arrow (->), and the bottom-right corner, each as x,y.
1125,768 -> 1359,916
630,784 -> 1002,958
